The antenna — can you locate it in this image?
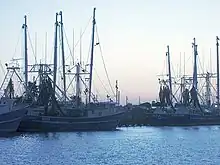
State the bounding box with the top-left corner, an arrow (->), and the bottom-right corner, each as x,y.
80,28 -> 82,65
72,28 -> 74,65
35,32 -> 37,62
184,52 -> 185,76
166,45 -> 172,102
210,48 -> 212,73
0,60 -> 5,76
45,32 -> 47,64
202,48 -> 205,72
42,43 -> 44,62
179,52 -> 182,77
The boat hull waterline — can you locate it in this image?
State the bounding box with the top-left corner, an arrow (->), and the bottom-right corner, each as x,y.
18,111 -> 126,132
146,113 -> 220,126
0,108 -> 28,133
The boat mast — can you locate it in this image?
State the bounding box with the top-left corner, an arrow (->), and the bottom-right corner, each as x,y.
166,45 -> 172,101
45,32 -> 47,64
22,15 -> 28,88
88,8 -> 96,104
205,72 -> 211,106
125,96 -> 128,105
59,11 -> 66,101
80,29 -> 82,65
179,52 -> 182,78
184,52 -> 186,77
76,63 -> 81,106
72,28 -> 75,65
216,36 -> 219,108
115,80 -> 118,105
35,32 -> 37,63
118,91 -> 120,105
192,38 -> 198,90
181,52 -> 186,103
53,13 -> 59,93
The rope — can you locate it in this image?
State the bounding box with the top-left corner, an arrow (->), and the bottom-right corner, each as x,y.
198,56 -> 205,74
12,29 -> 22,60
95,25 -> 115,96
185,53 -> 192,68
66,75 -> 76,94
63,28 -> 74,63
94,68 -> 110,95
64,16 -> 92,62
27,30 -> 37,64
86,37 -> 92,65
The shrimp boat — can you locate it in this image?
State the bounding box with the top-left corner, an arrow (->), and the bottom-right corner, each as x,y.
0,64 -> 29,133
146,37 -> 220,126
18,8 -> 128,132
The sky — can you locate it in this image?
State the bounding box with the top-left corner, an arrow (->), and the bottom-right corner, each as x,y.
0,0 -> 220,104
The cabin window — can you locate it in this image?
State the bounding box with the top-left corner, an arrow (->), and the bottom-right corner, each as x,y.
92,110 -> 94,114
3,102 -> 6,104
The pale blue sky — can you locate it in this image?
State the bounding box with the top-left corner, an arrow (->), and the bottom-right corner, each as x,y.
0,0 -> 219,104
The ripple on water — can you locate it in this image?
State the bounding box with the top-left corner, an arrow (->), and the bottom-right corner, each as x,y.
0,126 -> 220,165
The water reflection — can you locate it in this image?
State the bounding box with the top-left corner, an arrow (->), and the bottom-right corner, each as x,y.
20,132 -> 61,140
0,132 -> 22,139
76,132 -> 83,137
0,127 -> 220,165
39,132 -> 60,140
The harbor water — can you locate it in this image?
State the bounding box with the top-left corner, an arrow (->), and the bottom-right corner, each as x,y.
1,126 -> 220,165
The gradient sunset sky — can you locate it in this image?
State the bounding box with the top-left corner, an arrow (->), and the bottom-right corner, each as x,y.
0,0 -> 219,104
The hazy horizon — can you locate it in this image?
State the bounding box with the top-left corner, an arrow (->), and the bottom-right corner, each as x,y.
0,0 -> 220,105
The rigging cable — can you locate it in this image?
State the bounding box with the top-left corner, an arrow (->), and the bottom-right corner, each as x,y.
12,29 -> 22,60
94,67 -> 110,96
95,25 -> 115,96
49,46 -> 54,65
79,76 -> 100,101
171,63 -> 176,81
0,60 -> 5,76
86,36 -> 92,65
64,16 -> 92,62
198,56 -> 205,74
63,28 -> 74,64
27,30 -> 37,64
91,81 -> 101,101
185,52 -> 192,70
66,75 -> 76,96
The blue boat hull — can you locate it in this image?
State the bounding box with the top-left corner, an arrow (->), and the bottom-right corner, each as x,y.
0,108 -> 28,132
18,111 -> 126,132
